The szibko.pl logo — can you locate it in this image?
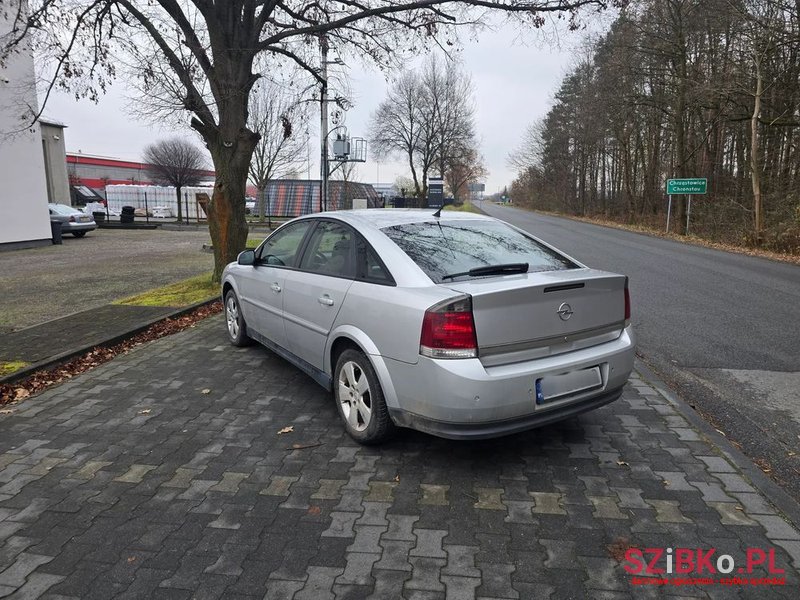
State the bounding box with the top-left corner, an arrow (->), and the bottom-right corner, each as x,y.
623,547 -> 786,587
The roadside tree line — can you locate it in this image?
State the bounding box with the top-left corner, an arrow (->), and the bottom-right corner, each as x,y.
508,0 -> 800,253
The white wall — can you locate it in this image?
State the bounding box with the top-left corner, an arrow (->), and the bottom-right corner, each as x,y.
0,3 -> 52,246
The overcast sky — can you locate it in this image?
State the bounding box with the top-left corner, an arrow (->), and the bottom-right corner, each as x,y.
45,14 -> 609,195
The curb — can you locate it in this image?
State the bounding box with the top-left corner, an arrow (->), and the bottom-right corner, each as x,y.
635,358 -> 800,530
0,297 -> 220,386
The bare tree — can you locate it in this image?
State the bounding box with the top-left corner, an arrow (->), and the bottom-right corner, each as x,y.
2,0 -> 611,281
445,145 -> 487,202
248,79 -> 309,225
370,56 -> 475,202
143,137 -> 207,223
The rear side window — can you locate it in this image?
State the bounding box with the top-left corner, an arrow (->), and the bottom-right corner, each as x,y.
381,220 -> 576,283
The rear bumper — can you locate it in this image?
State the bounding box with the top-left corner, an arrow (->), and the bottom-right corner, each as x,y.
382,325 -> 634,439
60,222 -> 96,232
390,386 -> 623,440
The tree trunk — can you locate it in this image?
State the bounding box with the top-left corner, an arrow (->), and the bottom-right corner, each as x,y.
750,55 -> 763,246
175,186 -> 183,223
206,135 -> 257,283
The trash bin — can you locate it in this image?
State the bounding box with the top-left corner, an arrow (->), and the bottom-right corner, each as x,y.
120,205 -> 135,224
92,211 -> 106,225
50,220 -> 63,245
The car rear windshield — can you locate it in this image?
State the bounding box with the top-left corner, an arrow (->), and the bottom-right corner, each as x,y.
381,219 -> 577,283
49,204 -> 78,215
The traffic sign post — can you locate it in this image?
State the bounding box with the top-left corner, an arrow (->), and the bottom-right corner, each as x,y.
666,178 -> 707,234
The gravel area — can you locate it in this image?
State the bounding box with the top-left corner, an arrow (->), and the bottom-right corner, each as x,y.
0,228 -> 214,332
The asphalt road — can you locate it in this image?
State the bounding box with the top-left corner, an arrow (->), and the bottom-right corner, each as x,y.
481,202 -> 800,500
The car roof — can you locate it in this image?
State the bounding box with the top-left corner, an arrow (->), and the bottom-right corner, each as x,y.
309,208 -> 492,232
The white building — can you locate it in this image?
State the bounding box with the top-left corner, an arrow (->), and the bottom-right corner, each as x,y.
0,3 -> 53,250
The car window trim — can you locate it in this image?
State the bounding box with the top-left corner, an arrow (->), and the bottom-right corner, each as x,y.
294,217 -> 358,281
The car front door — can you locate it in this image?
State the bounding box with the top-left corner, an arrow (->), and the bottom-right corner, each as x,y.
282,220 -> 356,371
237,220 -> 314,350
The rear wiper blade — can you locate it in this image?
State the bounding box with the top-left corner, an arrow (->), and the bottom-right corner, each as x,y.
442,262 -> 529,280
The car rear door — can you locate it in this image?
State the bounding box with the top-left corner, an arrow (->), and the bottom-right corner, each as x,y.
237,220 -> 314,349
281,220 -> 356,370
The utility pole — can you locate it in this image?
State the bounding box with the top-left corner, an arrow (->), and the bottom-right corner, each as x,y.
320,35 -> 329,213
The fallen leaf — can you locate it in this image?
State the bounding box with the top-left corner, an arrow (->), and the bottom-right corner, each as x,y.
14,388 -> 30,400
138,409 -> 152,415
616,460 -> 628,466
394,475 -> 400,482
278,426 -> 294,435
307,506 -> 321,516
127,556 -> 137,564
0,409 -> 13,415
735,505 -> 744,511
663,480 -> 670,486
201,388 -> 211,395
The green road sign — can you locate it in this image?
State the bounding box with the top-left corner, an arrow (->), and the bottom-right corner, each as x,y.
667,178 -> 707,195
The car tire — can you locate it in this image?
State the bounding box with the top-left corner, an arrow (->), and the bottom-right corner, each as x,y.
333,348 -> 395,444
72,231 -> 86,238
224,290 -> 251,347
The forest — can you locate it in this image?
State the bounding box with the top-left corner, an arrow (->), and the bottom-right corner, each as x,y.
508,0 -> 800,253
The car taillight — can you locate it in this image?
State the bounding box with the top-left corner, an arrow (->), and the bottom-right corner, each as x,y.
624,277 -> 631,324
69,216 -> 76,222
420,295 -> 477,359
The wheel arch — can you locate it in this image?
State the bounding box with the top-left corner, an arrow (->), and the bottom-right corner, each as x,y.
326,326 -> 400,410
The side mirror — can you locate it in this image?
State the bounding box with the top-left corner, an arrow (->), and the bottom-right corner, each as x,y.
237,250 -> 256,266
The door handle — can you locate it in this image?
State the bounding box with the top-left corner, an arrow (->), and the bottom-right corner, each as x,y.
270,283 -> 281,293
318,295 -> 335,306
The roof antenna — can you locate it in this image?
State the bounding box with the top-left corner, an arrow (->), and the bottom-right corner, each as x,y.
432,206 -> 442,218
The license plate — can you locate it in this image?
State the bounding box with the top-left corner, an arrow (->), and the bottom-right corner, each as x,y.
535,366 -> 602,405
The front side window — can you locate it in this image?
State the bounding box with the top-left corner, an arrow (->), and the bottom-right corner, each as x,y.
257,220 -> 313,267
381,219 -> 576,283
299,221 -> 355,278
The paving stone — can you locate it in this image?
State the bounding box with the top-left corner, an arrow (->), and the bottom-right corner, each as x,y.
0,552 -> 54,587
714,473 -> 756,494
114,464 -> 157,483
645,499 -> 691,524
474,563 -> 517,599
750,514 -> 800,540
312,480 -> 347,501
209,472 -> 248,494
442,545 -> 480,578
697,456 -> 736,473
441,574 -> 480,599
473,488 -> 505,511
374,540 -> 413,572
383,515 -> 419,542
611,488 -> 649,510
295,566 -> 343,600
323,513 -> 361,539
418,485 -> 449,507
356,503 -> 389,527
335,552 -> 379,586
540,540 -> 581,571
706,502 -> 758,527
529,492 -> 566,515
409,530 -> 446,559
404,557 -> 445,592
347,526 -> 385,554
366,569 -> 411,600
364,482 -> 397,503
689,481 -> 735,503
260,476 -> 299,497
160,468 -> 201,489
589,496 -> 628,520
263,579 -> 305,600
654,471 -> 695,492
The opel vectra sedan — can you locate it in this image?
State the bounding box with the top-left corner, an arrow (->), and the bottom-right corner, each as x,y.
221,210 -> 634,444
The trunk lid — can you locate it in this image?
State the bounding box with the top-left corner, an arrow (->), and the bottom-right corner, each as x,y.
442,268 -> 627,365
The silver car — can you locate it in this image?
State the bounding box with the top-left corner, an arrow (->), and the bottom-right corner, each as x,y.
221,210 -> 635,444
48,203 -> 96,237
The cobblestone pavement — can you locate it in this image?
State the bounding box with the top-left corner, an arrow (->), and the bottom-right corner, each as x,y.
0,316 -> 798,599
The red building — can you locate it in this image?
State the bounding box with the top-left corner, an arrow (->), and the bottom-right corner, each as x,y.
66,153 -> 215,196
